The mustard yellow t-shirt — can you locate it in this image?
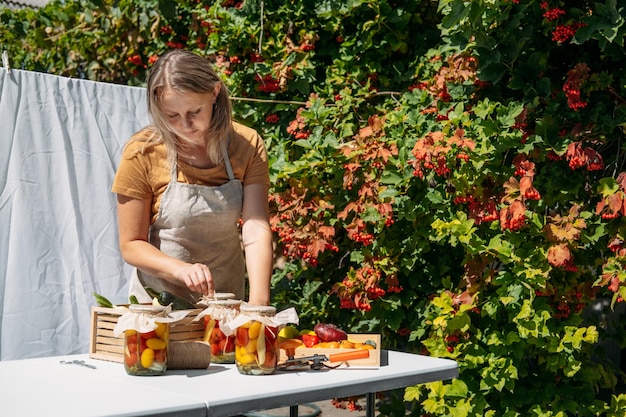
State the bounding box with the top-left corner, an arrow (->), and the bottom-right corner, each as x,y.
111,121 -> 269,223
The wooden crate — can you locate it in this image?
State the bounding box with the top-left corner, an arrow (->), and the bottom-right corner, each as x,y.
278,334 -> 381,368
89,305 -> 205,363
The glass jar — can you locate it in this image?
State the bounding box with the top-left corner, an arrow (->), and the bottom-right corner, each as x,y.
203,299 -> 242,364
124,305 -> 169,376
235,305 -> 278,375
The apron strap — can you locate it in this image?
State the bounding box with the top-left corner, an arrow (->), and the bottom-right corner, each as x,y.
171,160 -> 178,183
221,135 -> 235,181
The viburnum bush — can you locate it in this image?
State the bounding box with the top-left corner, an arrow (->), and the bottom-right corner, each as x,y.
2,0 -> 626,415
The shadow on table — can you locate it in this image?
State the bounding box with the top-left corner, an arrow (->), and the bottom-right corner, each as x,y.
167,364 -> 230,378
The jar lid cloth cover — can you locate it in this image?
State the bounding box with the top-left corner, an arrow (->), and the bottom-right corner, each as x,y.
113,305 -> 191,336
220,306 -> 299,335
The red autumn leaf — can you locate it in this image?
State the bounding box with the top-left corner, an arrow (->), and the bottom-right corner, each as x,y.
547,243 -> 572,268
608,193 -> 623,213
510,200 -> 526,218
519,176 -> 533,195
377,202 -> 393,217
544,207 -> 585,243
617,172 -> 626,192
337,202 -> 360,220
358,125 -> 374,138
309,237 -> 328,258
318,225 -> 335,239
596,198 -> 608,215
453,290 -> 473,306
502,177 -> 520,204
545,222 -> 581,242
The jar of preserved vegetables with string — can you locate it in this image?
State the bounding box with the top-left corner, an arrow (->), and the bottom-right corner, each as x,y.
200,299 -> 242,364
234,305 -> 278,375
123,305 -> 170,376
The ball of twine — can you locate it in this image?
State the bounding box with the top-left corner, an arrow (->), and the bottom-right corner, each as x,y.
168,341 -> 212,369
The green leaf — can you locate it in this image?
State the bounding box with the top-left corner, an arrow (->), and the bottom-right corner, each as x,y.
404,385 -> 421,402
479,63 -> 506,83
597,177 -> 619,196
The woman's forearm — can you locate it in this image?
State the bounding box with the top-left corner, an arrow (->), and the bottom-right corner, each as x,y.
242,218 -> 273,305
120,239 -> 189,281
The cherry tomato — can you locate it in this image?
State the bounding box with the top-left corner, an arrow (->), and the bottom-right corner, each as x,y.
140,330 -> 157,339
125,351 -> 138,367
236,327 -> 249,346
154,348 -> 167,364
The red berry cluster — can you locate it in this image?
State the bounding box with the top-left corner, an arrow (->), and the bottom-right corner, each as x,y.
565,141 -> 604,171
454,194 -> 498,224
500,200 -> 526,231
269,193 -> 338,268
333,265 -> 388,312
468,199 -> 499,224
542,7 -> 566,21
127,55 -> 143,66
445,334 -> 460,353
331,397 -> 364,412
563,63 -> 590,110
265,113 -> 280,124
607,237 -> 625,254
249,52 -> 264,63
498,155 -> 541,231
596,188 -> 626,220
410,129 -> 476,178
286,107 -> 311,139
255,74 -> 280,93
221,0 -> 243,8
351,230 -> 374,246
165,41 -> 185,49
551,23 -> 586,43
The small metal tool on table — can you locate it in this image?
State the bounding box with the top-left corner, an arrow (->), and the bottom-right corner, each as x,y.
59,359 -> 97,369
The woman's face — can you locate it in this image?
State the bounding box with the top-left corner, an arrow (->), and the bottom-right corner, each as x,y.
159,85 -> 220,145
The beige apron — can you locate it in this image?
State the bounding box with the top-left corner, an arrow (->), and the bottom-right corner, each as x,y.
129,139 -> 245,303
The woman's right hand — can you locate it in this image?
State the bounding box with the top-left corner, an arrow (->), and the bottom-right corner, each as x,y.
117,195 -> 216,296
174,263 -> 215,296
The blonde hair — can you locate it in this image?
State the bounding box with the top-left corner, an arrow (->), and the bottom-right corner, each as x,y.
142,49 -> 232,167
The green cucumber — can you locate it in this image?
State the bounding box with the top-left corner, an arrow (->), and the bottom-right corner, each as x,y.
159,290 -> 196,310
144,287 -> 196,310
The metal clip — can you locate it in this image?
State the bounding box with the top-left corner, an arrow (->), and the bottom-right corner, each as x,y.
59,359 -> 97,369
277,354 -> 336,372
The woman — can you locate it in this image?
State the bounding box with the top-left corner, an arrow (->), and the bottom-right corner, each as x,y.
112,50 -> 272,306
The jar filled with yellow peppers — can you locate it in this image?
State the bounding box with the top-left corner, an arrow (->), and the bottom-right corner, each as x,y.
234,305 -> 278,375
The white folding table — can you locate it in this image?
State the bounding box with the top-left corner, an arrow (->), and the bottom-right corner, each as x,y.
0,350 -> 458,417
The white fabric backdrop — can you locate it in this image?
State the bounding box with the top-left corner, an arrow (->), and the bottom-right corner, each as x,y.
0,69 -> 149,360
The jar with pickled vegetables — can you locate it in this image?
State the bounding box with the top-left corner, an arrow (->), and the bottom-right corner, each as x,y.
235,305 -> 278,375
123,305 -> 169,376
202,299 -> 242,364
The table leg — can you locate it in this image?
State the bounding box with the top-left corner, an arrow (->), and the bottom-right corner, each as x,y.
289,404 -> 299,417
366,392 -> 376,417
